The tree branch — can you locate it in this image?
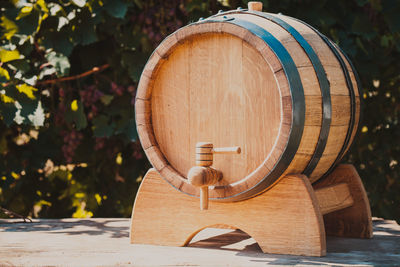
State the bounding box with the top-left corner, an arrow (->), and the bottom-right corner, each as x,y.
36,64 -> 110,86
0,206 -> 32,223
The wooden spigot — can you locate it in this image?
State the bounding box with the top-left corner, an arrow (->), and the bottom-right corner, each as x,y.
187,142 -> 241,210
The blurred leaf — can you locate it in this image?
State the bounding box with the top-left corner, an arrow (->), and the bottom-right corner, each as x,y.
71,99 -> 78,111
36,0 -> 49,13
8,59 -> 30,74
0,49 -> 21,62
16,84 -> 37,99
93,115 -> 114,137
100,95 -> 114,105
0,67 -> 10,82
38,66 -> 56,79
104,0 -> 128,19
71,0 -> 86,8
16,6 -> 34,20
14,7 -> 40,35
71,14 -> 97,46
0,102 -> 17,126
65,100 -> 87,130
121,51 -> 147,82
41,29 -> 74,56
0,16 -> 18,40
45,51 -> 70,76
18,97 -> 39,118
28,101 -> 45,126
18,39 -> 34,56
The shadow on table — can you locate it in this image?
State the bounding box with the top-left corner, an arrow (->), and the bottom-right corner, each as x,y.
188,228 -> 262,252
373,219 -> 400,235
188,219 -> 400,266
0,219 -> 129,238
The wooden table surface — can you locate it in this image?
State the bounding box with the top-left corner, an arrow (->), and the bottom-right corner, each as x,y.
1,217 -> 399,266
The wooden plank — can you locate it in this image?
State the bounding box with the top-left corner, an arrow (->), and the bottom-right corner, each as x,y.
151,42 -> 191,176
315,183 -> 354,215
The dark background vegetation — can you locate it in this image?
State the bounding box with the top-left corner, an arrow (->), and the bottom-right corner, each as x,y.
0,0 -> 399,222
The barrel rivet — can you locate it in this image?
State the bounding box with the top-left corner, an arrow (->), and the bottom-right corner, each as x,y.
198,17 -> 204,21
218,9 -> 223,13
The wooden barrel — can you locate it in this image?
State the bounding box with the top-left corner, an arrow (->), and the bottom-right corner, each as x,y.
135,8 -> 362,201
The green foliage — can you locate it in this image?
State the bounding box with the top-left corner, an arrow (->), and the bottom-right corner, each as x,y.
0,0 -> 399,222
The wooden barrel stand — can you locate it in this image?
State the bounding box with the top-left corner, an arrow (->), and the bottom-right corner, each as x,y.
131,1 -> 371,257
130,164 -> 372,256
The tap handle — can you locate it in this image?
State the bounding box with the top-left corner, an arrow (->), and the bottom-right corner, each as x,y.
195,142 -> 241,167
189,142 -> 241,210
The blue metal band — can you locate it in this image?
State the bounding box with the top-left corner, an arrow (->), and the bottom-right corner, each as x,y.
331,41 -> 364,145
322,38 -> 357,177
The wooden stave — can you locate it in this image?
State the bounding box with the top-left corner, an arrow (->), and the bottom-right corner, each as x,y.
135,12 -> 361,201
